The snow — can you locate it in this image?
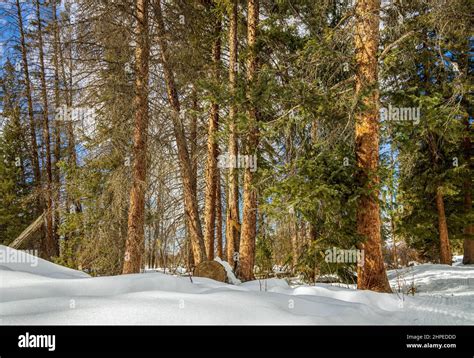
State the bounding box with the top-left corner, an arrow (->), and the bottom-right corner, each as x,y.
1,245 -> 473,325
214,257 -> 241,285
0,246 -> 89,280
144,267 -> 188,275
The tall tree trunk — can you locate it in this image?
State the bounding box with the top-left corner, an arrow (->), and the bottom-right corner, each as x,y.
153,0 -> 207,265
59,2 -> 81,214
187,89 -> 199,268
204,9 -> 221,260
16,0 -> 41,195
239,0 -> 259,281
354,0 -> 391,292
190,88 -> 198,204
184,88 -> 198,269
462,183 -> 473,264
435,187 -> 452,265
389,131 -> 398,268
226,0 -> 240,265
462,117 -> 474,264
308,223 -> 319,282
36,0 -> 57,258
427,132 -> 452,266
291,215 -> 299,272
123,0 -> 150,274
390,213 -> 397,268
52,0 -> 61,244
216,168 -> 223,258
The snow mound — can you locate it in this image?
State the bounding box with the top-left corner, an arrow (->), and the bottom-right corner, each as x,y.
0,245 -> 89,279
1,246 -> 473,325
388,263 -> 474,295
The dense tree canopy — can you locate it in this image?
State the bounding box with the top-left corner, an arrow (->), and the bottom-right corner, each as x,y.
0,0 -> 472,288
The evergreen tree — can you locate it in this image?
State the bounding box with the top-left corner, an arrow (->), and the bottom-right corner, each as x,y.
0,60 -> 34,245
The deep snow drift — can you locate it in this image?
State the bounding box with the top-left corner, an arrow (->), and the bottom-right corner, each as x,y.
1,245 -> 473,325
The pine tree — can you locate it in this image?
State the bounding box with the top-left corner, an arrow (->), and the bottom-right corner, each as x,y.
153,0 -> 207,265
50,0 -> 62,245
239,0 -> 259,281
36,0 -> 57,258
58,0 -> 135,274
381,0 -> 471,265
15,0 -> 41,197
123,0 -> 150,274
0,60 -> 34,245
225,0 -> 240,265
354,0 -> 391,291
203,1 -> 222,260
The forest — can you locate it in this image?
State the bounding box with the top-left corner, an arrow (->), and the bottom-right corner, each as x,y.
0,0 -> 472,304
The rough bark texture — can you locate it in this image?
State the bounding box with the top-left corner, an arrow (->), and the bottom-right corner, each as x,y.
308,223 -> 319,282
226,0 -> 240,265
462,117 -> 474,264
239,0 -> 259,281
354,0 -> 391,292
216,168 -> 223,259
153,0 -> 207,265
463,224 -> 474,264
190,89 -> 198,202
291,216 -> 299,271
36,0 -> 57,258
436,187 -> 452,265
389,139 -> 398,268
185,89 -> 198,269
426,130 -> 452,266
16,0 -> 41,191
204,11 -> 221,260
123,0 -> 149,274
60,4 -> 81,213
51,0 -> 61,243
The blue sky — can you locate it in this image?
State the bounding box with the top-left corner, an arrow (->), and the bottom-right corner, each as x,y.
0,1 -> 60,71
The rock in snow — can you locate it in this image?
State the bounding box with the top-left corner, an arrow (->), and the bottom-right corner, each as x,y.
1,245 -> 473,325
193,260 -> 227,283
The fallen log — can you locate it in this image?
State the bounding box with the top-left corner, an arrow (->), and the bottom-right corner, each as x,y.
9,212 -> 46,249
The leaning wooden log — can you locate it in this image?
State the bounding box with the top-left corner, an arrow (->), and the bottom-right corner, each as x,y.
9,212 -> 46,249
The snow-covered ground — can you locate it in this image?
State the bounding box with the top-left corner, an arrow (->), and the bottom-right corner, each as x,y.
1,245 -> 473,325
